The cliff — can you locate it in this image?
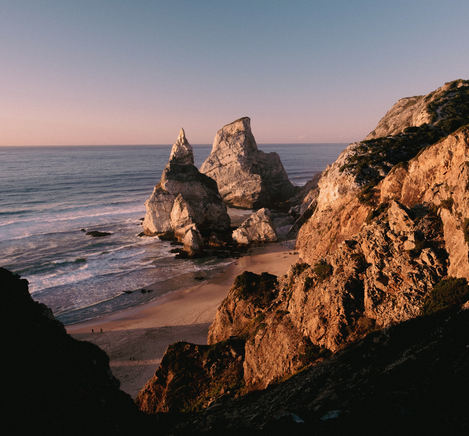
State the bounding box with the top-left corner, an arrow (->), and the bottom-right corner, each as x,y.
136,80 -> 469,423
200,117 -> 297,209
0,268 -> 148,435
158,305 -> 469,435
135,339 -> 245,413
297,79 -> 469,263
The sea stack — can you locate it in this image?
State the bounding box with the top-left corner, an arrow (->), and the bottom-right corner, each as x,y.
200,117 -> 296,209
142,128 -> 231,255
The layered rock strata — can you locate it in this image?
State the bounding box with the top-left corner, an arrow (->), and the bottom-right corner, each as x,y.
143,129 -> 231,255
200,117 -> 297,208
232,208 -> 277,244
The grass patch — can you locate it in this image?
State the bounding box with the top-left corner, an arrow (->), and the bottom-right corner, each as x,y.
304,276 -> 315,290
291,262 -> 310,276
313,261 -> 333,282
421,277 -> 469,316
233,271 -> 278,306
440,197 -> 454,211
366,202 -> 390,223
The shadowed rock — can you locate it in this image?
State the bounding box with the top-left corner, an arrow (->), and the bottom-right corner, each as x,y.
232,208 -> 277,244
0,267 -> 148,435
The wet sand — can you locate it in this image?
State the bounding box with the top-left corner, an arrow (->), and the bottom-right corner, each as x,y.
68,242 -> 298,398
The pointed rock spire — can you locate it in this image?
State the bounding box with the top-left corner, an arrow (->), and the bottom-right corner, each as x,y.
169,128 -> 194,165
200,117 -> 295,208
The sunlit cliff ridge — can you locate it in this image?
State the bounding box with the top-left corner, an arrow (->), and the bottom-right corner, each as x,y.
4,80 -> 469,435
136,79 -> 469,434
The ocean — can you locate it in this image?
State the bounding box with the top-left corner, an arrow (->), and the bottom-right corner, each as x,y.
0,143 -> 346,325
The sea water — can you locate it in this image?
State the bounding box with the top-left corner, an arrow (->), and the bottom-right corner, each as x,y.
0,143 -> 346,324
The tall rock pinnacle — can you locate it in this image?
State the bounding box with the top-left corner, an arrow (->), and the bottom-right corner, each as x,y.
200,117 -> 296,208
142,129 -> 230,256
169,128 -> 194,165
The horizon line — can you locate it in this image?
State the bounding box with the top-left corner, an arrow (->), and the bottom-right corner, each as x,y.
0,141 -> 352,147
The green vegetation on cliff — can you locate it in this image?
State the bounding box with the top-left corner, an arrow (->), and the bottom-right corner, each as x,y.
233,271 -> 278,306
421,277 -> 469,316
339,80 -> 469,204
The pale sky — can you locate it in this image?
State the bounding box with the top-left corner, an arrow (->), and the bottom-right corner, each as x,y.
1,0 -> 468,146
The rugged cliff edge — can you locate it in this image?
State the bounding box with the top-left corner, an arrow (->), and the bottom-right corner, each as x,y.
155,306 -> 469,435
136,80 -> 469,430
297,79 -> 469,263
200,117 -> 297,209
0,268 -> 148,435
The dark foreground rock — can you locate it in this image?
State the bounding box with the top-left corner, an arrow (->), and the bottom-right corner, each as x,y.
0,268 -> 149,436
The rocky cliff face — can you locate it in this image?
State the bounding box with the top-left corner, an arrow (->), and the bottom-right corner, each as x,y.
366,79 -> 469,139
163,307 -> 469,435
1,268 -> 148,435
136,80 -> 469,427
135,339 -> 245,413
297,79 -> 469,263
143,129 -> 231,255
200,117 -> 297,208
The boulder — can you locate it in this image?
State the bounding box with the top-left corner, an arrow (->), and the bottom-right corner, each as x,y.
85,230 -> 112,237
200,117 -> 296,208
182,225 -> 205,258
232,208 -> 277,244
142,129 -> 231,250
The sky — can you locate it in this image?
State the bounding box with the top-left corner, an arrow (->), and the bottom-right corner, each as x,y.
1,0 -> 469,146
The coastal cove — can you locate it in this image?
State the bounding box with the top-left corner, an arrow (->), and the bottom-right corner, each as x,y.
4,79 -> 469,434
67,241 -> 298,398
0,143 -> 346,326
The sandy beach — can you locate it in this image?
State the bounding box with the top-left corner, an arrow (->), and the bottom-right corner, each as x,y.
68,241 -> 298,398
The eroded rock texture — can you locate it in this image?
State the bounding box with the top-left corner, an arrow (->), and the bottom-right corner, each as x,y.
232,208 -> 277,244
135,339 -> 245,413
200,117 -> 296,208
136,80 -> 469,423
297,79 -> 469,264
165,308 -> 469,435
143,128 -> 230,255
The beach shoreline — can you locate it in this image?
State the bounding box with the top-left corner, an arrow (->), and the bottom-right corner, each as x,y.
68,241 -> 299,398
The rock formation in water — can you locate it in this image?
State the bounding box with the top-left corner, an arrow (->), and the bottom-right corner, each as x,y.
0,267 -> 148,435
200,117 -> 297,209
232,208 -> 277,244
136,80 -> 469,425
142,128 -> 231,255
